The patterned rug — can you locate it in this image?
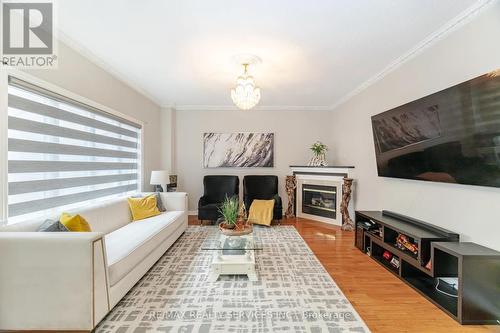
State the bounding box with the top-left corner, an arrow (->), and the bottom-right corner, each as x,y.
96,226 -> 369,333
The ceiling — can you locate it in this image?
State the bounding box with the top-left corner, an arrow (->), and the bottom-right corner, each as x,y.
57,0 -> 486,110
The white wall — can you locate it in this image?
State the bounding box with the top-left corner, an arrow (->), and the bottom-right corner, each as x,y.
331,3 -> 500,251
160,107 -> 176,173
174,110 -> 334,211
22,41 -> 162,190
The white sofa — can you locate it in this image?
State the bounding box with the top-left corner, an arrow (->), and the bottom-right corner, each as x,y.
0,192 -> 188,331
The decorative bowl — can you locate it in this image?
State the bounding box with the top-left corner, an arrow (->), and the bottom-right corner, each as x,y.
218,222 -> 253,236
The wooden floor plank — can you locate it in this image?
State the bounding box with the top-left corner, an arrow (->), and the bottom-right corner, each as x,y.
189,215 -> 499,333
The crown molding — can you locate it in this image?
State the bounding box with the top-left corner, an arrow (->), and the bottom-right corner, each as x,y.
329,0 -> 498,111
169,104 -> 333,112
57,31 -> 164,107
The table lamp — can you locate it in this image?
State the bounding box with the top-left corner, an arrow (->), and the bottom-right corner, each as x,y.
150,170 -> 170,192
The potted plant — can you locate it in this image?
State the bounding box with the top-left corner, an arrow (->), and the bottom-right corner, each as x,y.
308,141 -> 328,166
218,196 -> 239,230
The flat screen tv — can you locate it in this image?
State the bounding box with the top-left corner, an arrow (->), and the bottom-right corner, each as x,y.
371,69 -> 500,188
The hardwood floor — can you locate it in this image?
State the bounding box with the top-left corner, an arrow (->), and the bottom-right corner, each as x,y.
188,215 -> 498,333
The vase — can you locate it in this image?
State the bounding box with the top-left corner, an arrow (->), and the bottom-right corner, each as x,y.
285,175 -> 297,218
308,152 -> 328,166
341,177 -> 354,231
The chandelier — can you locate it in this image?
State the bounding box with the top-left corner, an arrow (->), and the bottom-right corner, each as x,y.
487,69 -> 500,78
230,63 -> 261,110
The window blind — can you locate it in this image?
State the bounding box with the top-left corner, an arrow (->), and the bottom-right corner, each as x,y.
7,77 -> 141,222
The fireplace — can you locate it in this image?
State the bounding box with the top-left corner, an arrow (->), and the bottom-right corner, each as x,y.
302,184 -> 336,219
291,166 -> 355,226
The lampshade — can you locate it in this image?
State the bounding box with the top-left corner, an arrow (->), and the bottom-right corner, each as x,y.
150,170 -> 170,185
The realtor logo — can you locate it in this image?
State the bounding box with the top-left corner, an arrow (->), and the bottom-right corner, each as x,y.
1,0 -> 57,68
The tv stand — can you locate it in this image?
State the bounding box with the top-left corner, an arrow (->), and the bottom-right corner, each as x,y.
355,210 -> 500,325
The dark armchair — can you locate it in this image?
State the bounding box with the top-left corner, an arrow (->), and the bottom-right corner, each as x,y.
198,175 -> 239,222
243,175 -> 282,221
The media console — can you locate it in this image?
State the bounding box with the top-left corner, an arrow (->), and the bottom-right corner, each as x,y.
355,210 -> 500,325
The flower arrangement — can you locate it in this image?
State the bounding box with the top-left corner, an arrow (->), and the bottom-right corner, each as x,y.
310,142 -> 328,156
308,141 -> 328,166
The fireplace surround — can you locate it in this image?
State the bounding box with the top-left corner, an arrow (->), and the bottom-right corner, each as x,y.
290,166 -> 355,225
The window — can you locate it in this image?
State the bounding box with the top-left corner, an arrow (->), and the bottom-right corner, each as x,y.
6,77 -> 142,223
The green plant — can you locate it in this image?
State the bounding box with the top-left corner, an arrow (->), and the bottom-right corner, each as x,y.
219,196 -> 239,225
310,141 -> 328,156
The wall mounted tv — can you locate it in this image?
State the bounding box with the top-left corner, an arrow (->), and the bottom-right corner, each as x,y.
371,69 -> 500,188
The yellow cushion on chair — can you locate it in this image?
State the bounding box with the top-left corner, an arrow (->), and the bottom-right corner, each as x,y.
127,195 -> 161,221
60,213 -> 92,232
248,199 -> 275,226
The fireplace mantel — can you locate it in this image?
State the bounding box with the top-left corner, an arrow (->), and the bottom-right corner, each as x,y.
290,166 -> 355,178
289,165 -> 355,168
290,165 -> 355,225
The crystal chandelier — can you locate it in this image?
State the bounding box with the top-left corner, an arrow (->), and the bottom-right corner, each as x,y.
231,63 -> 261,110
487,69 -> 500,78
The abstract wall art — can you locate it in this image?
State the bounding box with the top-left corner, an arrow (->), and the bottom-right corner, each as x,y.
203,133 -> 274,168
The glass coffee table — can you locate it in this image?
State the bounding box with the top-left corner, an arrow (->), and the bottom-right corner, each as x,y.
201,229 -> 263,282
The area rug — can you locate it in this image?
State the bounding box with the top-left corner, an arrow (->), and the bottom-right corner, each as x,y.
96,226 -> 369,332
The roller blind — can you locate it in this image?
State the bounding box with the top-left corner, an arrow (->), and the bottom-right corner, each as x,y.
7,77 -> 141,222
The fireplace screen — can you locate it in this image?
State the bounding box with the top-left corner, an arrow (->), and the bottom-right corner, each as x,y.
302,184 -> 336,219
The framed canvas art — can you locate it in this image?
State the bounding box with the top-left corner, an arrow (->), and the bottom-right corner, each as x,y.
203,132 -> 274,168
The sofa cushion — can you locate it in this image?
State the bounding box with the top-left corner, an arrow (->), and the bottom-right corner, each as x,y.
36,219 -> 69,232
127,195 -> 161,221
132,193 -> 166,212
60,213 -> 92,232
78,198 -> 132,234
105,211 -> 184,286
155,192 -> 166,212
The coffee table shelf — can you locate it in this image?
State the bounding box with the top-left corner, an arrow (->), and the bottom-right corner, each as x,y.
201,231 -> 263,282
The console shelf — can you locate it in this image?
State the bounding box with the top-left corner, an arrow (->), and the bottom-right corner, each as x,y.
404,275 -> 458,318
355,210 -> 500,325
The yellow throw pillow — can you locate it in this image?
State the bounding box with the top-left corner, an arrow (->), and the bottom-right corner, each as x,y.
60,213 -> 92,232
248,199 -> 275,226
127,195 -> 161,221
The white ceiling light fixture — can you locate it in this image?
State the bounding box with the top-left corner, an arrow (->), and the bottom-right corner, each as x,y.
231,55 -> 261,110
